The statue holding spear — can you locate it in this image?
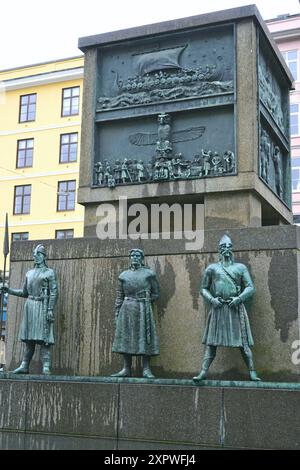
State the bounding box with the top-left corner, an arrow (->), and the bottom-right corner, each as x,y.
0,214 -> 9,368
0,227 -> 58,375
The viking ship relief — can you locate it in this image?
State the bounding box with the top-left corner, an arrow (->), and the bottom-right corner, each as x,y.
97,43 -> 233,111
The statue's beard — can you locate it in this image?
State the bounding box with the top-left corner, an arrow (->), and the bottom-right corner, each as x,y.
130,261 -> 142,270
220,251 -> 233,263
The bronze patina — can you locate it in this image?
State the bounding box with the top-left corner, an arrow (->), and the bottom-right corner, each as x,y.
193,235 -> 261,382
111,249 -> 160,379
1,244 -> 58,375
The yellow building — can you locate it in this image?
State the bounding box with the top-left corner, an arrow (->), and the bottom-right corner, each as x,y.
0,56 -> 84,270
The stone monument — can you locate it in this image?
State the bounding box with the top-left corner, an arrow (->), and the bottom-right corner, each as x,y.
1,5 -> 300,450
78,4 -> 293,234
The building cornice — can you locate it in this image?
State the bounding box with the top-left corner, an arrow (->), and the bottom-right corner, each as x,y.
1,67 -> 83,91
0,121 -> 81,136
0,168 -> 79,182
0,217 -> 84,228
270,27 -> 300,42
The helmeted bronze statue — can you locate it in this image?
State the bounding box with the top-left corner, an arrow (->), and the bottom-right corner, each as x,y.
111,249 -> 160,378
1,244 -> 58,375
193,235 -> 260,382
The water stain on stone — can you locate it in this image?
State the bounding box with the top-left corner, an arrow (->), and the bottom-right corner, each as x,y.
268,251 -> 298,342
185,254 -> 201,310
154,258 -> 176,321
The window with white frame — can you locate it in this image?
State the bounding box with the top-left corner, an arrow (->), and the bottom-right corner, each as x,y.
282,50 -> 298,81
290,104 -> 299,136
292,157 -> 300,191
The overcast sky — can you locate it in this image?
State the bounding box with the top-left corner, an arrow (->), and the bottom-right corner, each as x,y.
1,0 -> 299,70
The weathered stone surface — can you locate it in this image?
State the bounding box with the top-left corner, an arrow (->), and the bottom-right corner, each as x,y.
236,20 -> 258,175
9,225 -> 300,261
118,440 -> 214,450
0,431 -> 25,450
224,388 -> 300,449
25,381 -> 118,437
79,48 -> 97,189
0,380 -> 27,431
204,192 -> 262,229
1,377 -> 300,449
118,384 -> 222,446
25,434 -> 117,450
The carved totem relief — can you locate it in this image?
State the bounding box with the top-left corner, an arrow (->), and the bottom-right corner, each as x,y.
93,112 -> 235,188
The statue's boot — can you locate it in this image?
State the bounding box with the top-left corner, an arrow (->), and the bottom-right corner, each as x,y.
111,354 -> 131,377
249,370 -> 261,381
193,346 -> 216,382
41,345 -> 52,375
240,347 -> 261,382
142,356 -> 155,379
12,342 -> 35,374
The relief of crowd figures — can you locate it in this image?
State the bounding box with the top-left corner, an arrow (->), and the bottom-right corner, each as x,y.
259,63 -> 288,136
93,149 -> 236,188
260,128 -> 284,199
97,66 -> 233,111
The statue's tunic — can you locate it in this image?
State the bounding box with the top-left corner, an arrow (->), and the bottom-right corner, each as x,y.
12,266 -> 58,345
112,267 -> 160,356
201,262 -> 254,347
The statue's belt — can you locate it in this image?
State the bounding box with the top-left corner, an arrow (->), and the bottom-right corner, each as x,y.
28,295 -> 44,301
124,296 -> 148,301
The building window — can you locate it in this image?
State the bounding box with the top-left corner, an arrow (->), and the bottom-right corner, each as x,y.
292,157 -> 300,191
11,232 -> 29,242
61,86 -> 80,117
55,229 -> 74,239
291,104 -> 299,136
59,133 -> 78,163
16,138 -> 34,168
14,185 -> 31,214
57,180 -> 76,211
19,93 -> 36,122
293,214 -> 300,224
282,50 -> 298,81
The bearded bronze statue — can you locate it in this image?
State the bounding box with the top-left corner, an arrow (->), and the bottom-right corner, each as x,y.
111,249 -> 160,379
193,235 -> 260,382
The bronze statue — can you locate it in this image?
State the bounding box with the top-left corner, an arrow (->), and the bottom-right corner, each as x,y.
272,145 -> 283,199
112,249 -> 160,378
1,244 -> 58,375
193,235 -> 260,382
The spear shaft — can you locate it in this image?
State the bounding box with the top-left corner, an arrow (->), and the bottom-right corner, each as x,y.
0,214 -> 9,340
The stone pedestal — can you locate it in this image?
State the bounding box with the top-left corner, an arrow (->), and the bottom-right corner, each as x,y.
204,192 -> 262,229
0,375 -> 300,449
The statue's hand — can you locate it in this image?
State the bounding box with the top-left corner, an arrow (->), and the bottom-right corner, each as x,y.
46,310 -> 55,323
228,296 -> 241,307
210,297 -> 223,308
0,283 -> 9,294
